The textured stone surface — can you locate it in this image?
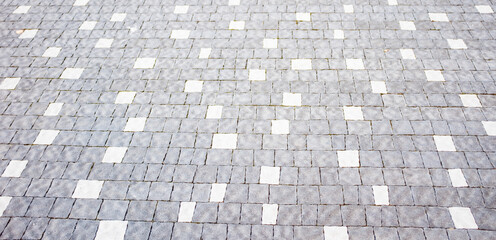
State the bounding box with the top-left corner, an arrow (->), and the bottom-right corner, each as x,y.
0,0 -> 495,239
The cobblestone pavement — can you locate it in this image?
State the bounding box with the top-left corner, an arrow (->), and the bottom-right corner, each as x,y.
0,0 -> 495,239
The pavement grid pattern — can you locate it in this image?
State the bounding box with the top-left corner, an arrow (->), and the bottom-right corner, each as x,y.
0,0 -> 495,239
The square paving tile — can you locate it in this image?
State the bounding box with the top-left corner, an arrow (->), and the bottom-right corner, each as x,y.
206,106 -> 223,119
174,5 -> 189,14
429,13 -> 449,22
209,183 -> 227,202
399,21 -> 416,30
212,134 -> 237,149
19,29 -> 37,38
95,38 -> 113,48
184,80 -> 203,92
1,160 -> 28,178
102,147 -> 127,163
44,103 -> 63,116
80,21 -> 97,30
133,58 -> 156,69
296,13 -> 311,21
170,30 -> 191,39
33,130 -> 59,145
60,68 -> 84,79
291,59 -> 312,70
115,92 -> 136,104
42,47 -> 61,57
13,6 -> 30,14
447,39 -> 467,49
337,150 -> 359,167
476,5 -> 494,13
178,202 -> 196,222
95,221 -> 127,240
0,78 -> 20,90
263,38 -> 277,48
449,207 -> 478,229
124,118 -> 146,131
260,166 -> 280,184
229,21 -> 245,30
72,180 -> 104,199
249,69 -> 265,81
110,13 -> 126,22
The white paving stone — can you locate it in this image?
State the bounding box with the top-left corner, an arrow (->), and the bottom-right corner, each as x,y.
448,169 -> 468,187
334,30 -> 344,39
291,59 -> 312,70
425,70 -> 444,81
74,0 -> 89,6
346,58 -> 365,70
174,5 -> 189,14
343,5 -> 354,13
271,120 -> 289,135
80,21 -> 97,30
133,58 -> 156,69
337,150 -> 360,167
262,204 -> 278,225
434,135 -> 456,152
476,5 -> 494,13
371,81 -> 387,93
372,186 -> 389,205
429,13 -> 449,22
229,0 -> 240,5
209,183 -> 227,202
449,207 -> 478,229
33,130 -> 59,145
260,166 -> 280,184
0,78 -> 20,90
0,197 -> 11,217
282,93 -> 301,106
212,134 -> 238,149
110,13 -> 126,22
324,226 -> 349,240
296,12 -> 311,21
263,38 -> 278,48
459,94 -> 482,107
447,39 -> 467,49
95,221 -> 128,240
170,30 -> 191,39
178,202 -> 196,222
72,180 -> 103,199
387,0 -> 397,5
249,69 -> 265,81
115,92 -> 136,104
199,48 -> 212,58
229,21 -> 245,30
102,147 -> 127,163
1,160 -> 28,178
95,38 -> 113,48
13,6 -> 30,14
42,47 -> 61,57
400,48 -> 416,59
19,29 -> 38,39
343,107 -> 364,120
482,121 -> 496,136
399,21 -> 416,30
44,103 -> 64,116
206,105 -> 223,119
60,68 -> 84,79
184,80 -> 203,92
124,117 -> 146,132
